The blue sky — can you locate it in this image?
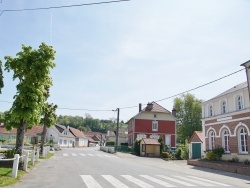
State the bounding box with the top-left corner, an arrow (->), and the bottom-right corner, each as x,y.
0,0 -> 249,122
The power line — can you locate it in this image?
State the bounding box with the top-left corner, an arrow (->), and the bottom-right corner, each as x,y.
0,0 -> 130,16
0,68 -> 245,111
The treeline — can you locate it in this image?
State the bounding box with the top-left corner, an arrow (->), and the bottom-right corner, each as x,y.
55,114 -> 127,133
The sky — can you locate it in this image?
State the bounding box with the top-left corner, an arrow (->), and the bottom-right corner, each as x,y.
0,0 -> 249,122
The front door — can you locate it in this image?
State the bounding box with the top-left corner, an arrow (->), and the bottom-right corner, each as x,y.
192,143 -> 201,159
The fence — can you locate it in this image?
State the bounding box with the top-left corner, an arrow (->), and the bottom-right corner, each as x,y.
0,146 -> 50,178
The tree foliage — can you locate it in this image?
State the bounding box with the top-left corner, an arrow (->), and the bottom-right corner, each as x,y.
0,60 -> 4,94
174,93 -> 202,143
4,43 -> 56,155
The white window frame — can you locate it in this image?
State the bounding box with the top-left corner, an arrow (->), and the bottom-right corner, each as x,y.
152,121 -> 158,131
149,134 -> 159,139
222,130 -> 230,153
209,131 -> 215,150
221,101 -> 227,114
208,105 -> 213,117
236,95 -> 243,111
238,128 -> 248,154
137,134 -> 146,140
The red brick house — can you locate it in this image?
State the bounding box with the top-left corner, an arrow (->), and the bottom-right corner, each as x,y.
202,61 -> 250,161
128,102 -> 176,147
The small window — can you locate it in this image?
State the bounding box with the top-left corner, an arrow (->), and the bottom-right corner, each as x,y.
59,139 -> 62,144
150,134 -> 159,139
236,96 -> 243,111
222,130 -> 229,152
154,114 -> 157,118
137,134 -> 146,140
209,105 -> 213,117
64,140 -> 67,145
221,101 -> 227,114
209,131 -> 215,150
152,121 -> 158,131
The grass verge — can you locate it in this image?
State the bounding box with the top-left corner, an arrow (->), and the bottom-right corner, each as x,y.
0,168 -> 26,187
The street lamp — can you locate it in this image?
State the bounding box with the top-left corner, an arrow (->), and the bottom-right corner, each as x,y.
112,108 -> 120,150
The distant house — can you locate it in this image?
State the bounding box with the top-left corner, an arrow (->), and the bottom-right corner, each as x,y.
202,61 -> 250,162
128,102 -> 176,147
69,127 -> 88,147
84,132 -> 106,146
47,125 -> 75,147
188,131 -> 203,159
106,128 -> 128,146
0,124 -> 43,143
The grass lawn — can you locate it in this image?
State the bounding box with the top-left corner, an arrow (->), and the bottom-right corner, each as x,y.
0,168 -> 26,187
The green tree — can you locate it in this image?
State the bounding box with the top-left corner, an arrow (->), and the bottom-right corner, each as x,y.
174,93 -> 202,143
0,60 -> 4,94
40,103 -> 57,153
4,43 -> 56,157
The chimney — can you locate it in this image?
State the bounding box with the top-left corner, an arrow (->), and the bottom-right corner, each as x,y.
139,103 -> 142,112
147,102 -> 153,110
172,108 -> 176,117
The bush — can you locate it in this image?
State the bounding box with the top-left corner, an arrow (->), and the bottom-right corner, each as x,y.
6,148 -> 16,159
121,143 -> 128,146
243,159 -> 250,165
212,147 -> 224,160
175,148 -> 182,160
106,141 -> 115,146
133,139 -> 141,156
206,151 -> 217,161
161,152 -> 170,158
231,157 -> 239,163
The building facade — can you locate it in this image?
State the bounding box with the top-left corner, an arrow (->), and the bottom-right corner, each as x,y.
128,102 -> 176,147
202,60 -> 250,161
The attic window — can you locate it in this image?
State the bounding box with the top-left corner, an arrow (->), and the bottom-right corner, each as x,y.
154,114 -> 157,118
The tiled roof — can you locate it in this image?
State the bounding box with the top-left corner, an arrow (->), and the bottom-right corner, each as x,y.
141,138 -> 160,145
205,82 -> 247,102
69,127 -> 87,139
142,102 -> 171,113
188,131 -> 203,143
0,125 -> 43,136
52,125 -> 75,138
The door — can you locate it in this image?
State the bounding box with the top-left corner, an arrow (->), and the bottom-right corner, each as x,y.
192,143 -> 201,159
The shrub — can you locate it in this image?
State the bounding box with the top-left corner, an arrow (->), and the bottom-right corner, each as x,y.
133,139 -> 141,156
231,157 -> 239,163
243,159 -> 250,165
212,147 -> 224,160
175,148 -> 182,160
161,152 -> 170,158
6,148 -> 16,159
121,143 -> 128,146
106,141 -> 115,146
206,151 -> 217,161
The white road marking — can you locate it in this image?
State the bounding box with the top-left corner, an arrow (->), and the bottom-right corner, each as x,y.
80,154 -> 86,156
88,154 -> 94,156
188,176 -> 231,186
80,175 -> 102,188
174,176 -> 215,186
157,175 -> 195,186
96,154 -> 103,157
140,175 -> 176,187
72,153 -> 77,156
63,153 -> 68,156
102,175 -> 129,188
103,155 -> 111,157
121,175 -> 153,188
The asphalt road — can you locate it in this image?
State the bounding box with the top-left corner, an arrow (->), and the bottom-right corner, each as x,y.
7,147 -> 250,188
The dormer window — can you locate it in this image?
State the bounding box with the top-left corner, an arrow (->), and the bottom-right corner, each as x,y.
221,101 -> 227,114
236,96 -> 243,111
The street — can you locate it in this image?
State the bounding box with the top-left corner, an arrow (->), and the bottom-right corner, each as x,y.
7,147 -> 250,188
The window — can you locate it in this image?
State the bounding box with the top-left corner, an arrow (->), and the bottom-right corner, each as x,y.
152,121 -> 158,131
221,101 -> 227,114
209,131 -> 215,150
64,140 -> 67,145
208,105 -> 213,117
239,128 -> 248,153
150,134 -> 159,139
236,96 -> 243,111
137,134 -> 146,140
222,130 -> 229,153
59,139 -> 62,144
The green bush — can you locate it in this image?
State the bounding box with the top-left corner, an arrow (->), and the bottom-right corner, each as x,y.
180,140 -> 189,160
212,147 -> 224,160
106,141 -> 115,146
161,152 -> 170,158
175,148 -> 182,160
231,157 -> 239,163
133,139 -> 141,156
6,148 -> 16,159
206,151 -> 217,161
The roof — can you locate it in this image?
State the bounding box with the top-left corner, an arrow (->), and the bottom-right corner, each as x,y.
0,125 -> 43,136
141,138 -> 160,145
69,127 -> 87,139
142,102 -> 171,113
205,82 -> 247,102
51,124 -> 75,138
188,131 -> 203,143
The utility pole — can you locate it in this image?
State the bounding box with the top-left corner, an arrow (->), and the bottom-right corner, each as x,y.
116,108 -> 120,150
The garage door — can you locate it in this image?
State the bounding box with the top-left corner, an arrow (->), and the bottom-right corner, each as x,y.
192,143 -> 201,159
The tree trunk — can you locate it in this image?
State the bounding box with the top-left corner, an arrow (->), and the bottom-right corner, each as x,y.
40,120 -> 47,154
15,119 -> 27,169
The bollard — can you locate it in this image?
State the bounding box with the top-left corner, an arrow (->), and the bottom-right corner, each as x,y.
35,148 -> 39,161
31,149 -> 35,165
23,151 -> 29,172
43,147 -> 46,157
12,154 -> 20,178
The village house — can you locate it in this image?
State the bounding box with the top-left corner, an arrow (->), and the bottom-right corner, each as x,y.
127,102 -> 176,147
69,127 -> 88,147
106,128 -> 128,146
202,61 -> 250,161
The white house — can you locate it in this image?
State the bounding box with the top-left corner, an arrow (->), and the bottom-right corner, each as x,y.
69,127 -> 88,147
47,124 -> 75,147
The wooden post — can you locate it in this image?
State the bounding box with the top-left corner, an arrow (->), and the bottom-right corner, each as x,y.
12,154 -> 19,178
